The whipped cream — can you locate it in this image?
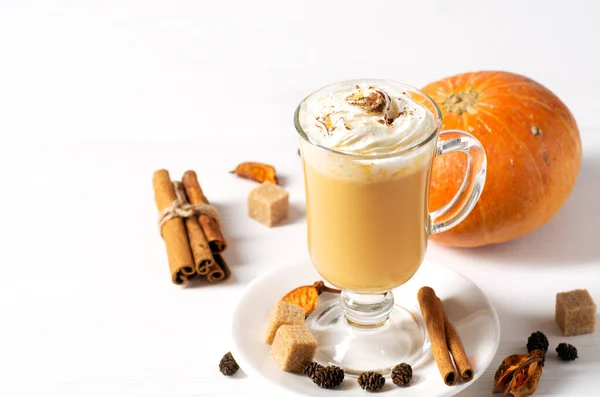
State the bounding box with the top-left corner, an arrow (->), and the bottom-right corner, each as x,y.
298,81 -> 435,155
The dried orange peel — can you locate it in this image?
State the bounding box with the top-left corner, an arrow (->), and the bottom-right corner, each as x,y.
230,162 -> 278,184
281,281 -> 341,316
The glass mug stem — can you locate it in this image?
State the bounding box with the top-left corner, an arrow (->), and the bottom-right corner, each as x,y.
340,291 -> 394,328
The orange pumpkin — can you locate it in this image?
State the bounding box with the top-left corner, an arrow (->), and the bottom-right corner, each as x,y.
423,71 -> 581,247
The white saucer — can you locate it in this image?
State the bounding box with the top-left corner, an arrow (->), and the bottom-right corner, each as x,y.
231,259 -> 500,396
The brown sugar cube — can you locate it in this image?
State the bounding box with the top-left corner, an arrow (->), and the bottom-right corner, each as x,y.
270,324 -> 317,373
248,182 -> 289,227
264,301 -> 305,344
555,289 -> 597,336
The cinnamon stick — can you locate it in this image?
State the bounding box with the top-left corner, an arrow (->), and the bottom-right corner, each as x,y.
182,170 -> 227,253
208,253 -> 231,282
438,297 -> 473,382
417,287 -> 457,386
152,170 -> 195,285
173,181 -> 218,276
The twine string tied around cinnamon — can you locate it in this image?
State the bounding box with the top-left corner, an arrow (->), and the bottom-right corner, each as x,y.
157,181 -> 221,235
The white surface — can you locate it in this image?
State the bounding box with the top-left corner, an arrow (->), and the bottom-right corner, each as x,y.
0,0 -> 598,396
231,259 -> 500,396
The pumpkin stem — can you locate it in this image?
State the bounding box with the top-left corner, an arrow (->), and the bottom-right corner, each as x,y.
443,90 -> 480,115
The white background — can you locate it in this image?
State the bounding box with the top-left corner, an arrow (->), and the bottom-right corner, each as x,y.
0,0 -> 598,396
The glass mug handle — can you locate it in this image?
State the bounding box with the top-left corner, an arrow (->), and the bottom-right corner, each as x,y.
429,130 -> 487,235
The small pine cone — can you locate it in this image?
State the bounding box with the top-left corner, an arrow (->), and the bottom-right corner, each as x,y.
312,365 -> 344,389
304,361 -> 323,379
527,331 -> 549,353
357,371 -> 385,391
556,343 -> 578,361
219,352 -> 239,376
391,363 -> 412,386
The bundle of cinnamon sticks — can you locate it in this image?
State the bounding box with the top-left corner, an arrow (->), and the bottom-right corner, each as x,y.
152,169 -> 230,285
417,287 -> 473,386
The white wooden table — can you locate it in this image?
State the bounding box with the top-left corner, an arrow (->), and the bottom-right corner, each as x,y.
0,1 -> 598,396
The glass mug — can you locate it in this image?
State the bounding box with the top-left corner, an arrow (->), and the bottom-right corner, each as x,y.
294,80 -> 487,373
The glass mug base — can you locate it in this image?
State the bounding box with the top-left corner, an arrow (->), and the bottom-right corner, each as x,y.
305,295 -> 431,376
